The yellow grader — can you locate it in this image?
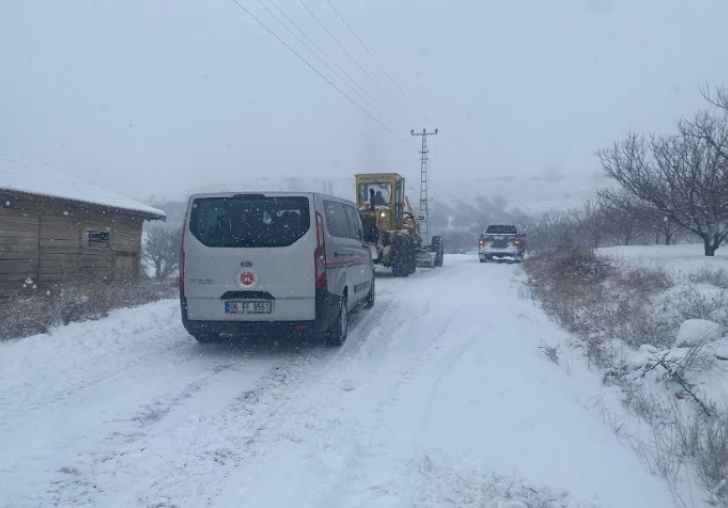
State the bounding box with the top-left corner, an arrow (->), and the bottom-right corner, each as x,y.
356,173 -> 444,277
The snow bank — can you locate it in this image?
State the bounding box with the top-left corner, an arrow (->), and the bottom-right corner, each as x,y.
0,156 -> 165,218
414,455 -> 601,508
600,244 -> 728,275
676,319 -> 724,347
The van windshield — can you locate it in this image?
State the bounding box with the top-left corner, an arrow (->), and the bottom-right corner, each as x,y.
189,196 -> 310,248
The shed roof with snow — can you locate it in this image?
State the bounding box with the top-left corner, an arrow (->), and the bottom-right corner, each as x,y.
0,157 -> 165,220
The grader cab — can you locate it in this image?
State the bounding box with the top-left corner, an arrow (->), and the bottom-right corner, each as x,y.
356,173 -> 444,277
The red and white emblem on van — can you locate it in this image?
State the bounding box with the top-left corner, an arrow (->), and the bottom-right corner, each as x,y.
235,268 -> 259,289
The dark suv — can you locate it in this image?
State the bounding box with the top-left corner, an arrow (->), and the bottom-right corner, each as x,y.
478,224 -> 526,262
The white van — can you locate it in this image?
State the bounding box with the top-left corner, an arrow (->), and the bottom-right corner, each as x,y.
180,192 -> 375,345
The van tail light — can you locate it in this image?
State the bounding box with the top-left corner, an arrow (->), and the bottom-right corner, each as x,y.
478,237 -> 485,246
315,212 -> 327,289
513,236 -> 521,247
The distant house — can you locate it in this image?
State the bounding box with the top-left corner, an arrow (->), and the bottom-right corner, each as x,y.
0,157 -> 165,298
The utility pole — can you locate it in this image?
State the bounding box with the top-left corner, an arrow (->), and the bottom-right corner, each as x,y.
411,128 -> 438,245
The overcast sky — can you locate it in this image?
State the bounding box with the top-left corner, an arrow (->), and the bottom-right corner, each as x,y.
1,0 -> 727,202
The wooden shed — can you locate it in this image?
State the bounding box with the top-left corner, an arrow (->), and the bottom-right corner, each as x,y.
0,158 -> 165,298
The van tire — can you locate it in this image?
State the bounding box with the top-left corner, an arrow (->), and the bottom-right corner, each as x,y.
193,333 -> 218,343
365,277 -> 375,308
326,296 -> 348,346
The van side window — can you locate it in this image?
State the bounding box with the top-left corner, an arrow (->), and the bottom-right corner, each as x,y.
323,200 -> 350,238
344,205 -> 363,241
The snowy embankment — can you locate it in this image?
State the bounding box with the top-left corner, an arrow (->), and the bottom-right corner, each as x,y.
0,256 -> 677,508
600,243 -> 728,274
599,245 -> 728,412
525,245 -> 728,506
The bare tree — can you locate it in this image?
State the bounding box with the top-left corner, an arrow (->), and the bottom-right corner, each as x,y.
595,192 -> 646,245
645,211 -> 680,245
599,107 -> 728,256
529,209 -> 583,253
608,205 -> 644,246
143,225 -> 182,281
702,85 -> 728,113
576,200 -> 610,249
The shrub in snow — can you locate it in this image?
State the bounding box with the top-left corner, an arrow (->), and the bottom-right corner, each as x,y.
675,319 -> 724,348
612,265 -> 674,294
689,265 -> 728,290
0,281 -> 177,340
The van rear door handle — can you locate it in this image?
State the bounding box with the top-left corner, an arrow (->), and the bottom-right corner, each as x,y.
335,252 -> 354,258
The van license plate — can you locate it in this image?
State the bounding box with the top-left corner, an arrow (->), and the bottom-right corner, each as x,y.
225,301 -> 272,314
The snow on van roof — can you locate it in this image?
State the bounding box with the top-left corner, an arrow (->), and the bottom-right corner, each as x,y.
0,157 -> 165,219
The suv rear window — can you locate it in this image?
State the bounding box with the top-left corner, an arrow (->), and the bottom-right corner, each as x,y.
189,196 -> 310,248
485,225 -> 517,235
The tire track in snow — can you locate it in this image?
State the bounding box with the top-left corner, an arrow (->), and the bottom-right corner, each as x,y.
131,295 -> 397,508
35,351 -> 302,508
38,292 -> 396,508
315,308 -> 488,507
0,301 -> 194,433
215,263 -> 490,508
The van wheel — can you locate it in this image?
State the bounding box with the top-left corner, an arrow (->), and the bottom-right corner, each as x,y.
365,278 -> 375,308
326,296 -> 348,346
193,333 -> 218,343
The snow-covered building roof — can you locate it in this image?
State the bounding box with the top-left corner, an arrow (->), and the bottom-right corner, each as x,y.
0,157 -> 165,220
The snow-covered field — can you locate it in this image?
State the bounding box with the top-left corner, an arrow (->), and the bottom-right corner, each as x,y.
600,243 -> 728,274
0,256 -> 677,508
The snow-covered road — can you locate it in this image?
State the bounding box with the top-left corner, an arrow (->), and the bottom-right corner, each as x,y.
0,256 -> 676,508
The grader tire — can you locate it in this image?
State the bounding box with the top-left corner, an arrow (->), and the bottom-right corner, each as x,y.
391,237 -> 409,278
431,236 -> 444,267
406,237 -> 417,275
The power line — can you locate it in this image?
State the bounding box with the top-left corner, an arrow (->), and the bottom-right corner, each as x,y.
261,0 -> 408,132
323,0 -> 411,103
227,0 -> 410,145
253,0 -> 405,133
295,0 -> 413,122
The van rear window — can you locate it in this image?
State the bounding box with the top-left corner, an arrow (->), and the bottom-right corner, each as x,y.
485,225 -> 517,235
189,196 -> 310,248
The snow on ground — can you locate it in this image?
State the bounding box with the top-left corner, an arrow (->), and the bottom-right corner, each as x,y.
600,243 -> 728,274
0,256 -> 677,508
